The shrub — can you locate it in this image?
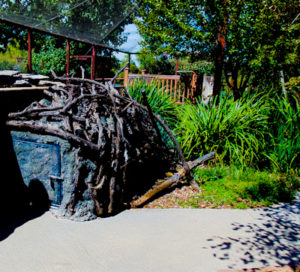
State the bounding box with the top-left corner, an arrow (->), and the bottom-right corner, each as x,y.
264,94 -> 300,173
175,93 -> 270,167
0,44 -> 27,72
32,39 -> 75,76
128,79 -> 178,128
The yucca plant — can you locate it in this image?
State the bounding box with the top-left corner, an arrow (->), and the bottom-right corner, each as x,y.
128,79 -> 178,128
175,93 -> 270,167
264,94 -> 300,173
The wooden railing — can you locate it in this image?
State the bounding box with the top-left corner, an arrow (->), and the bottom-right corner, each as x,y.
95,69 -> 199,104
95,77 -> 124,88
124,69 -> 198,103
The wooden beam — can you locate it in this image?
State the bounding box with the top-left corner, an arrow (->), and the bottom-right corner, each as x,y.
0,87 -> 49,92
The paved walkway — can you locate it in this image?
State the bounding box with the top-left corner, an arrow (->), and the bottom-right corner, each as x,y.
0,194 -> 299,272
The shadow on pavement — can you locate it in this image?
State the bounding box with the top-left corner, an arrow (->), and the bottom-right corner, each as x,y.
205,196 -> 300,270
0,92 -> 49,242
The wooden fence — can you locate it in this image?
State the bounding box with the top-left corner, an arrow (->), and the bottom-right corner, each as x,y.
96,68 -> 200,103
124,69 -> 199,103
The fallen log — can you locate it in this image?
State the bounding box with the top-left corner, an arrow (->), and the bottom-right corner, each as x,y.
130,152 -> 215,208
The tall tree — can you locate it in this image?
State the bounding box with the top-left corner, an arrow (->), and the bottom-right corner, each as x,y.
137,0 -> 300,98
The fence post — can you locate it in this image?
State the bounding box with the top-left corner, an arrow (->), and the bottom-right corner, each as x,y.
175,59 -> 179,75
191,71 -> 198,103
124,67 -> 129,87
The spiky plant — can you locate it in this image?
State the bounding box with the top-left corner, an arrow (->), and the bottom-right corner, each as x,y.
175,93 -> 270,167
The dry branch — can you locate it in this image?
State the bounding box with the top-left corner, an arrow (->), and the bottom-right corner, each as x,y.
7,120 -> 100,151
110,61 -> 129,83
130,152 -> 215,208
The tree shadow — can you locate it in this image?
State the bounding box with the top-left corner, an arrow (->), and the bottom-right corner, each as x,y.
205,195 -> 300,270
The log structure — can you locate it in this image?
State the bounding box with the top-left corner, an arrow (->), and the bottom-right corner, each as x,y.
3,68 -> 175,218
2,69 -> 215,219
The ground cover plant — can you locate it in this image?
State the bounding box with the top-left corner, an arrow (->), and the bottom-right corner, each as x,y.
180,166 -> 300,209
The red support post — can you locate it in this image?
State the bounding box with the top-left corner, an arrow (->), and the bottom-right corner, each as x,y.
66,40 -> 70,78
91,45 -> 96,80
27,30 -> 32,73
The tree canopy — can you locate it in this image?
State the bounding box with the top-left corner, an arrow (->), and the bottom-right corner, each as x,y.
137,0 -> 300,98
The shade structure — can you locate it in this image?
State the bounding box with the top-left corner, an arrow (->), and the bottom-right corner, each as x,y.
0,0 -> 139,54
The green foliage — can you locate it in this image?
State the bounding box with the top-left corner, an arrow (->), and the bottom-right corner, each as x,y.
137,0 -> 300,97
118,57 -> 140,75
128,79 -> 178,127
264,94 -> 300,173
32,39 -> 73,76
170,58 -> 214,75
137,50 -> 175,74
0,43 -> 27,71
181,166 -> 300,208
175,93 -> 269,167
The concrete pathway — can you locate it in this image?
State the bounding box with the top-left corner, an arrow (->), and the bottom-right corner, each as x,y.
0,195 -> 299,272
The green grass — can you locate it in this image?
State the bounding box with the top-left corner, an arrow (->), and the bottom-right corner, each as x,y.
179,166 -> 300,209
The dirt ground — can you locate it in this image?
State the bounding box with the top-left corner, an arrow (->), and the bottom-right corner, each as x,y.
143,184 -> 231,209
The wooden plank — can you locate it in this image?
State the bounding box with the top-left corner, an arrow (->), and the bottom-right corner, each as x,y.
178,84 -> 182,102
174,80 -> 177,102
0,86 -> 49,92
155,75 -> 181,80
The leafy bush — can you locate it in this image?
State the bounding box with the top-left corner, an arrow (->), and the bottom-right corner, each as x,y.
32,39 -> 74,76
175,93 -> 269,167
0,44 -> 27,72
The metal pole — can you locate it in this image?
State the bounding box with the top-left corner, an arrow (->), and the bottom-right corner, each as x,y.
128,53 -> 131,71
91,45 -> 96,80
27,30 -> 32,73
